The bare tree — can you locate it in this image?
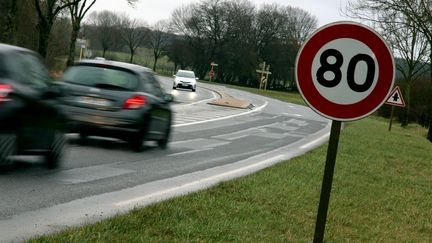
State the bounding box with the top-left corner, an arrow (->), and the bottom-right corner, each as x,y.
64,0 -> 96,66
148,20 -> 169,71
88,10 -> 120,57
34,0 -> 79,58
170,0 -> 230,78
283,6 -> 317,45
119,14 -> 148,63
254,4 -> 286,54
0,0 -> 19,44
381,14 -> 429,126
347,0 -> 432,141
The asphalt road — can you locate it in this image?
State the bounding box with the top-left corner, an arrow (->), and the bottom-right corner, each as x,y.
0,76 -> 330,242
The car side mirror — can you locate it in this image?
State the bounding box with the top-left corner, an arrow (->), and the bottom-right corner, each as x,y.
173,75 -> 176,77
163,93 -> 174,103
195,77 -> 199,80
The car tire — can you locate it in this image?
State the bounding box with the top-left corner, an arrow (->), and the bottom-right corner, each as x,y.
173,84 -> 177,89
45,131 -> 65,169
130,133 -> 145,152
130,121 -> 149,152
79,132 -> 89,140
157,117 -> 172,149
192,87 -> 196,92
0,133 -> 16,172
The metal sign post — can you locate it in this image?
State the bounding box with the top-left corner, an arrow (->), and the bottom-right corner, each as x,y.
313,120 -> 341,242
209,62 -> 218,82
385,86 -> 406,131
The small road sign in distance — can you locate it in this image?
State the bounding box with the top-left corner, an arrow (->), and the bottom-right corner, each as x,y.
209,69 -> 215,78
296,21 -> 395,121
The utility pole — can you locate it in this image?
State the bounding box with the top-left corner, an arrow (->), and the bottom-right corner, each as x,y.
256,62 -> 271,90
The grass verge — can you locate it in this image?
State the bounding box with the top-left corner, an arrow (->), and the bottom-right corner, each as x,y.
200,81 -> 307,106
30,93 -> 431,242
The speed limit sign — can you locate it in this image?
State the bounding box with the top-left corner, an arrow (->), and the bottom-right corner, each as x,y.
296,21 -> 395,121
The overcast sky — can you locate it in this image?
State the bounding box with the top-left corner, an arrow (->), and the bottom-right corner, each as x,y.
90,0 -> 352,27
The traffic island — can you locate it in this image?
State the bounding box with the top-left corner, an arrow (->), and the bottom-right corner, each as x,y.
208,91 -> 252,109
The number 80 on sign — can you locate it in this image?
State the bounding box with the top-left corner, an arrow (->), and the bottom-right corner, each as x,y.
296,22 -> 395,121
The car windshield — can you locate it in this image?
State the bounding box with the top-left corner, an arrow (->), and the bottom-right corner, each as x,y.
63,65 -> 139,91
176,71 -> 195,78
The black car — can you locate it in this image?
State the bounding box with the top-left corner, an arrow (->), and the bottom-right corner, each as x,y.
60,59 -> 173,151
0,44 -> 66,170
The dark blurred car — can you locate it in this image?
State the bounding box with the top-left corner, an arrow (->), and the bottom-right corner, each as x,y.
0,44 -> 66,170
60,59 -> 173,151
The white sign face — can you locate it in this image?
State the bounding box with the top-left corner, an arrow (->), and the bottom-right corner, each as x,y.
385,86 -> 405,107
311,38 -> 379,105
296,22 -> 395,121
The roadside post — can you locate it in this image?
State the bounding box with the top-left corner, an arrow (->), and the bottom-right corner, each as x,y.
295,21 -> 395,242
256,62 -> 271,90
385,86 -> 406,131
209,62 -> 218,82
80,44 -> 85,60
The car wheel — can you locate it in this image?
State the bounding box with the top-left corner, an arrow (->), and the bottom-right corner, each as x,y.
79,132 -> 89,140
0,133 -> 16,172
45,131 -> 66,169
130,122 -> 149,152
192,87 -> 196,92
173,84 -> 177,89
130,133 -> 145,152
157,117 -> 172,149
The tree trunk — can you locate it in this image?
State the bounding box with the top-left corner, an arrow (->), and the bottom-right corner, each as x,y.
3,0 -> 18,44
153,56 -> 158,72
129,50 -> 135,63
37,21 -> 52,59
401,81 -> 411,127
428,48 -> 432,142
66,24 -> 79,66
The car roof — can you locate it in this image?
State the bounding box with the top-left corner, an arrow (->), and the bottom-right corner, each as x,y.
0,43 -> 37,55
177,70 -> 195,73
75,59 -> 153,73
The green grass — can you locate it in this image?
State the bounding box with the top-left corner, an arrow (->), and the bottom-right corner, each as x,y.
93,48 -> 175,76
200,81 -> 307,106
29,98 -> 431,242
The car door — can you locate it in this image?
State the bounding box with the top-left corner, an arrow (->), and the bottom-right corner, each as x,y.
141,72 -> 171,138
8,51 -> 57,150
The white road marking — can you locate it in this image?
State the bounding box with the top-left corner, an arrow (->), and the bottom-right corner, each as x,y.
173,101 -> 268,127
115,155 -> 284,207
173,90 -> 218,108
50,166 -> 135,185
167,148 -> 213,157
300,132 -> 330,149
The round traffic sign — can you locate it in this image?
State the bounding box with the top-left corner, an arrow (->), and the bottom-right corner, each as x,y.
295,21 -> 394,121
209,69 -> 215,78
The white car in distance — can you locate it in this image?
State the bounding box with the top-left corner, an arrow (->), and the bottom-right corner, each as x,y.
173,70 -> 198,92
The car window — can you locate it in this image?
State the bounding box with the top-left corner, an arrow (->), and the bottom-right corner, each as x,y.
142,72 -> 164,98
176,71 -> 195,78
8,52 -> 50,91
63,65 -> 139,91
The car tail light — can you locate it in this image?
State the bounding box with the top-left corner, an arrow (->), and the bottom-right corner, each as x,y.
123,95 -> 146,109
0,84 -> 13,102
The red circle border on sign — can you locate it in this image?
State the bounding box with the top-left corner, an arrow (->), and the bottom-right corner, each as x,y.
296,22 -> 394,121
